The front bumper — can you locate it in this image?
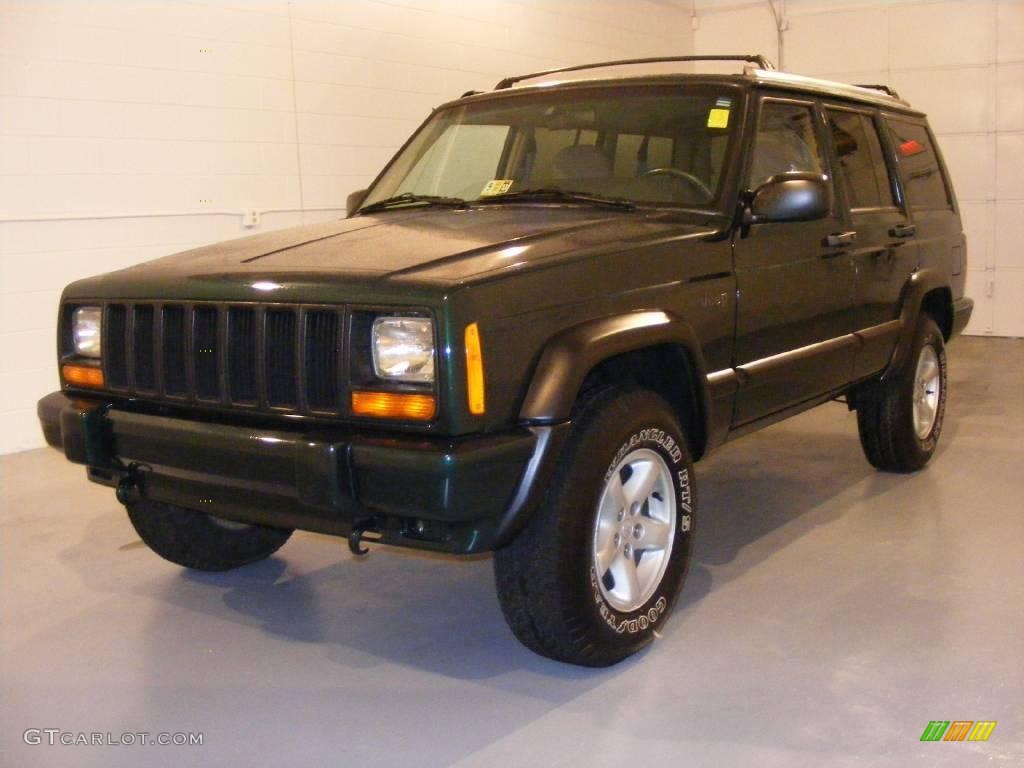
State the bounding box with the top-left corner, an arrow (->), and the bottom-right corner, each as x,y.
38,392 -> 568,554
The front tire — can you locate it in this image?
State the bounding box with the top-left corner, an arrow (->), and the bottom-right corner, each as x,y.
126,500 -> 293,571
494,387 -> 695,667
856,314 -> 947,472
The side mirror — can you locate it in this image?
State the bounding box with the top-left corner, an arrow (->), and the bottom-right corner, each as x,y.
346,188 -> 368,217
745,172 -> 829,225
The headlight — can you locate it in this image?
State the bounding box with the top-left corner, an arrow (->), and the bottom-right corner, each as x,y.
372,316 -> 435,383
72,306 -> 102,358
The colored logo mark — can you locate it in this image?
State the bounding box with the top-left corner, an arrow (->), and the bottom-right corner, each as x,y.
920,721 -> 996,742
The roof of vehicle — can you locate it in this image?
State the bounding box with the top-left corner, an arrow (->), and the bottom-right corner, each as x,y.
453,55 -> 923,116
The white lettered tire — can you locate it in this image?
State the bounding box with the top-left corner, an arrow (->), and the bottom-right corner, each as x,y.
494,387 -> 695,666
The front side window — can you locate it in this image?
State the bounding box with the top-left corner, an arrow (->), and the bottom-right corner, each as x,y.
884,118 -> 952,210
361,85 -> 740,210
826,109 -> 896,210
748,100 -> 828,188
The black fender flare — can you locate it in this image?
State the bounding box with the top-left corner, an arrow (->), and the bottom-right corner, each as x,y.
519,309 -> 711,433
492,310 -> 711,548
883,268 -> 952,382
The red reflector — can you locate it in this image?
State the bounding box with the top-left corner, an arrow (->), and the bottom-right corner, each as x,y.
900,139 -> 925,157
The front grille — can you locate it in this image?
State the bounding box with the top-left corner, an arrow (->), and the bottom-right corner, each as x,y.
101,302 -> 346,415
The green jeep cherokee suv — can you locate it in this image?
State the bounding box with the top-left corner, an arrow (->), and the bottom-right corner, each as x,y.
38,56 -> 973,666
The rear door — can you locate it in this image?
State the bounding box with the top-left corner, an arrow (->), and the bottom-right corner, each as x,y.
824,105 -> 917,378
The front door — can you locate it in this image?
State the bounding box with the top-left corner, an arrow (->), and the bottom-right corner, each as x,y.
732,96 -> 858,426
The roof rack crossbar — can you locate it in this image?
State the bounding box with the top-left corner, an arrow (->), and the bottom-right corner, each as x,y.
853,83 -> 902,99
494,54 -> 776,90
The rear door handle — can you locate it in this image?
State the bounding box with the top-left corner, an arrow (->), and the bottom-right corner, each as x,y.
889,223 -> 916,238
824,231 -> 857,248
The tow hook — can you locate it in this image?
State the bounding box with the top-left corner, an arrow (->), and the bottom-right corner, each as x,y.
114,463 -> 149,505
348,519 -> 377,556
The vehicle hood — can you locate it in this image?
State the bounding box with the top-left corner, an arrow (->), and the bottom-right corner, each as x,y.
65,206 -> 718,301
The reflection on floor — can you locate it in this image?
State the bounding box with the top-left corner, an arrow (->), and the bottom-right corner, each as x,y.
2,337 -> 1022,767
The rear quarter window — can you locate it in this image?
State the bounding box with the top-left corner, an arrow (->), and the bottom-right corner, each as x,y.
884,118 -> 952,211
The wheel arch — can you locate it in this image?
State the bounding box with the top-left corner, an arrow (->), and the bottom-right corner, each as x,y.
921,286 -> 954,340
883,269 -> 954,383
519,310 -> 711,460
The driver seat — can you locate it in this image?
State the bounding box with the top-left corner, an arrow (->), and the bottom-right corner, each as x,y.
552,145 -> 612,180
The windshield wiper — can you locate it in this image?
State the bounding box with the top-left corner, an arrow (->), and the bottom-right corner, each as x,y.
358,192 -> 467,214
474,188 -> 636,211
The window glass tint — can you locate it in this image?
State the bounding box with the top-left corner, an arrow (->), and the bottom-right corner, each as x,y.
827,110 -> 896,210
531,128 -> 598,181
885,118 -> 951,210
749,101 -> 827,188
611,135 -> 674,177
613,134 -> 644,178
647,136 -> 674,169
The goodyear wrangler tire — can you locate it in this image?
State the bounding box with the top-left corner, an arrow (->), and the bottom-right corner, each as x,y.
494,387 -> 695,667
856,315 -> 947,473
126,500 -> 293,572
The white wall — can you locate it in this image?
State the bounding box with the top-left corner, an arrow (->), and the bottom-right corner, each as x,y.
694,0 -> 1024,338
0,0 -> 693,454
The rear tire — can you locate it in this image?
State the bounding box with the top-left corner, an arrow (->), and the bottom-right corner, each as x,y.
126,500 -> 293,571
494,387 -> 695,667
856,314 -> 947,472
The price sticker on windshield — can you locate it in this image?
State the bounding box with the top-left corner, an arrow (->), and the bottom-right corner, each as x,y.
481,179 -> 514,196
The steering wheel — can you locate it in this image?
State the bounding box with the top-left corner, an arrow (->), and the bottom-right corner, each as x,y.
639,168 -> 713,201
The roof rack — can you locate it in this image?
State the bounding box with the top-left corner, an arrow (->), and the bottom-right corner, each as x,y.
853,83 -> 902,100
494,54 -> 776,90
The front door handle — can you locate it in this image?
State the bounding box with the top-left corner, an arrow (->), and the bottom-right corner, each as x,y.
825,231 -> 857,248
889,223 -> 916,238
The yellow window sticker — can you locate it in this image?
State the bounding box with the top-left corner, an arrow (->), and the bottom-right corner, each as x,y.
707,108 -> 730,129
481,179 -> 514,196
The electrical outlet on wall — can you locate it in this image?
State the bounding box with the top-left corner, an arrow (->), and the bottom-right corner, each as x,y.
242,209 -> 260,228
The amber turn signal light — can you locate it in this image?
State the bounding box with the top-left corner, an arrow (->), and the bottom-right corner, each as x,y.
62,364 -> 104,389
351,391 -> 436,421
465,322 -> 485,415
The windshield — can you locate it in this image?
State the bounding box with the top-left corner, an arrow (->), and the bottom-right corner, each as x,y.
359,85 -> 740,211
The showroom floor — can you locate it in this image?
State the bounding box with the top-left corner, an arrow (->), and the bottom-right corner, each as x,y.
2,337 -> 1021,768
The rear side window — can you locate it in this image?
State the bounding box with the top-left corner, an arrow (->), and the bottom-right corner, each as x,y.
827,109 -> 896,210
884,118 -> 952,210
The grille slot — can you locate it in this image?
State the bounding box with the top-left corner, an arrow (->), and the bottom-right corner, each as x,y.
228,308 -> 257,403
162,306 -> 187,395
88,302 -> 346,415
132,305 -> 156,390
193,306 -> 220,400
106,305 -> 128,388
305,310 -> 340,411
265,309 -> 297,407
